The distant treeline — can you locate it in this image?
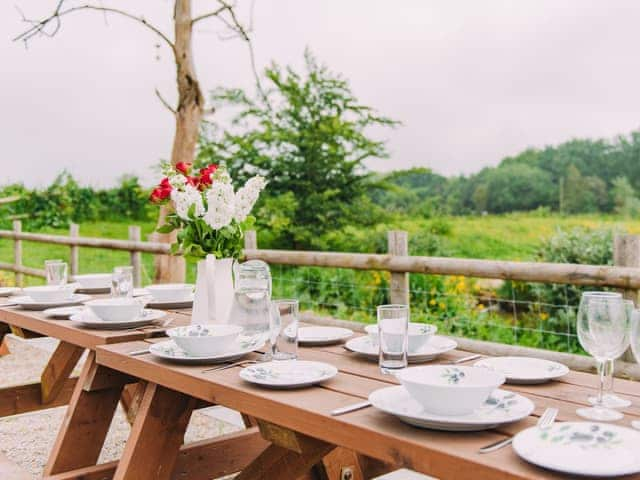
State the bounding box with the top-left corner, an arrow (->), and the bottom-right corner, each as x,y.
370,131 -> 640,217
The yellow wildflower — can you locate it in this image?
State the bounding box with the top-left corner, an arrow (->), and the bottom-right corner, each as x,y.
429,299 -> 436,306
439,302 -> 446,309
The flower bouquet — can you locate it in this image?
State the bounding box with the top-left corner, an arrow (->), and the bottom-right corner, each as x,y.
150,162 -> 266,324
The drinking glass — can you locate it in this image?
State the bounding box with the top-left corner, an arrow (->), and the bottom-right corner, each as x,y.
377,304 -> 409,374
111,266 -> 134,298
578,292 -> 631,409
576,295 -> 630,421
270,299 -> 298,360
629,309 -> 640,430
45,259 -> 68,286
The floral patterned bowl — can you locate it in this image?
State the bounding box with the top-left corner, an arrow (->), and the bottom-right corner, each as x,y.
396,365 -> 505,416
365,322 -> 437,353
166,324 -> 243,356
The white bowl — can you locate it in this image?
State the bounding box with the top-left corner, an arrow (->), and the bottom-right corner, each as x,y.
74,273 -> 111,290
23,284 -> 77,303
396,365 -> 505,416
145,283 -> 194,302
365,322 -> 437,353
85,298 -> 144,322
167,324 -> 243,356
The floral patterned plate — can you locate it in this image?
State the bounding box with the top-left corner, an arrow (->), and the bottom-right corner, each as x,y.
289,326 -> 354,346
474,356 -> 569,384
344,335 -> 457,363
513,422 -> 640,477
239,360 -> 338,389
369,386 -> 534,431
149,336 -> 264,364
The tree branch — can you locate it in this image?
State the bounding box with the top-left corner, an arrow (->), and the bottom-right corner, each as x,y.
155,88 -> 177,115
14,2 -> 175,52
191,5 -> 227,25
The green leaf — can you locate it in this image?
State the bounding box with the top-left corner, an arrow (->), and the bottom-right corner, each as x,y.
156,224 -> 175,234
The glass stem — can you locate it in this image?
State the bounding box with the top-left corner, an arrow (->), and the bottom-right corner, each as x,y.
605,358 -> 615,394
596,359 -> 606,406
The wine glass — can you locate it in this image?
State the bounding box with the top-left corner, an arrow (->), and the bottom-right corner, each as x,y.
630,309 -> 640,430
576,295 -> 629,421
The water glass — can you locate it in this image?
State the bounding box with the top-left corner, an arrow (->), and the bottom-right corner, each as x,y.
45,260 -> 68,286
111,266 -> 134,298
377,304 -> 409,374
576,294 -> 629,421
270,299 -> 298,360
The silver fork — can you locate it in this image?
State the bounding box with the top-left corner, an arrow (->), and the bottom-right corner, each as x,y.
478,406 -> 558,454
443,354 -> 482,365
201,359 -> 258,373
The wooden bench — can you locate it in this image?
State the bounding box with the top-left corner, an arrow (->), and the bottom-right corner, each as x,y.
0,451 -> 31,480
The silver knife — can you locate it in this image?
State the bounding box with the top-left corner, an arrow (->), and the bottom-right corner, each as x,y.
331,401 -> 371,416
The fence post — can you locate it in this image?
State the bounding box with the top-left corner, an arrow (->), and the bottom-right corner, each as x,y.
129,226 -> 142,288
13,220 -> 23,287
69,223 -> 79,278
244,230 -> 257,250
613,234 -> 640,361
387,230 -> 410,306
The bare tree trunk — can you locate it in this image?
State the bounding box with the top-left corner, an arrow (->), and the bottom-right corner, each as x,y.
154,0 -> 204,283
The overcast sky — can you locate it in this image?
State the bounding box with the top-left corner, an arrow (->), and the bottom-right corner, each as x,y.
3,0 -> 640,188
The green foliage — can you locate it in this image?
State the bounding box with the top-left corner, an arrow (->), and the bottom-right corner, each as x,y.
197,49 -> 398,248
612,176 -> 640,217
1,172 -> 151,229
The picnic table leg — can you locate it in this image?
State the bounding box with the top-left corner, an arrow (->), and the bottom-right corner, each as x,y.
120,380 -> 147,425
113,382 -> 198,480
0,323 -> 10,356
40,341 -> 83,404
233,420 -> 336,480
44,351 -> 135,476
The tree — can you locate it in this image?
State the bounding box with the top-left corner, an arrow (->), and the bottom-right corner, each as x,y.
198,50 -> 398,248
14,0 -> 257,280
612,176 -> 640,217
563,164 -> 608,213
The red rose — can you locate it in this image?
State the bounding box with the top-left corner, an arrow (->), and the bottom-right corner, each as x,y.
175,162 -> 192,175
159,177 -> 171,188
186,176 -> 197,187
197,164 -> 218,189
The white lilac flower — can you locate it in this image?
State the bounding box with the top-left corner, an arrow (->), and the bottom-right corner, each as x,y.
171,185 -> 204,220
234,176 -> 267,222
204,182 -> 235,229
168,174 -> 187,190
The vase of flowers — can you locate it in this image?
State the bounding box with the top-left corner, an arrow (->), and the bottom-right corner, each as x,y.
150,161 -> 266,325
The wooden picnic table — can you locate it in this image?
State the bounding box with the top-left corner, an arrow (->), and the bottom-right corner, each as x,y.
60,334 -> 640,480
0,301 -> 193,477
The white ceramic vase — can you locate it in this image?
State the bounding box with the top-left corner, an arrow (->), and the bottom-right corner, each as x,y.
191,255 -> 234,325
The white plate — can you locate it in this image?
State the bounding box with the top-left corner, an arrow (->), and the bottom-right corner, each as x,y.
0,287 -> 19,297
133,288 -> 150,297
292,326 -> 353,346
240,360 -> 338,389
70,309 -> 166,329
146,294 -> 194,310
474,356 -> 569,384
513,422 -> 640,477
12,294 -> 91,311
43,306 -> 86,319
344,335 -> 457,363
76,287 -> 111,294
369,386 -> 533,431
149,336 -> 264,364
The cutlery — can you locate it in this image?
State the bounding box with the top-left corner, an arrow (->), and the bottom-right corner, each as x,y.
444,354 -> 482,365
201,359 -> 258,373
478,406 -> 558,454
331,400 -> 372,416
128,348 -> 150,356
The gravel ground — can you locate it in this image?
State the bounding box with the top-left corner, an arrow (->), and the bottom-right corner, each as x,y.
0,336 -> 241,478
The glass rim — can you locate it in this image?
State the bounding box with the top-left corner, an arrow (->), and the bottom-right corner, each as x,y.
114,265 -> 134,272
45,259 -> 65,265
582,291 -> 622,297
377,304 -> 409,311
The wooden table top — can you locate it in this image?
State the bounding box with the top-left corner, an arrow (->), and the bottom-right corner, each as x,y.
95,335 -> 640,480
0,304 -> 192,349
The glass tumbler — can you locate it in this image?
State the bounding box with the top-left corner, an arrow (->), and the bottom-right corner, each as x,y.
45,260 -> 68,286
377,304 -> 409,374
111,266 -> 134,297
270,299 -> 298,360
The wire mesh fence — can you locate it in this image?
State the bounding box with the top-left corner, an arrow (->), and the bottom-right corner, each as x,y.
270,264 -> 585,354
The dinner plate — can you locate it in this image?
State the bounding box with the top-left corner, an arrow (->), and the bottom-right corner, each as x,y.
75,287 -> 110,294
344,335 -> 457,363
12,294 -> 91,311
0,287 -> 20,297
292,326 -> 354,346
146,294 -> 194,310
69,309 -> 166,329
513,422 -> 640,477
149,336 -> 265,364
43,306 -> 86,319
369,386 -> 533,431
239,360 -> 338,389
474,356 -> 569,384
